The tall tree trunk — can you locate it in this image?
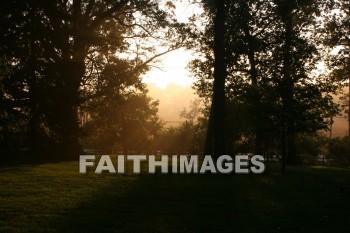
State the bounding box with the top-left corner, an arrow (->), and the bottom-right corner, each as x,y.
348,77 -> 350,137
29,80 -> 42,156
285,17 -> 297,165
208,0 -> 227,157
28,5 -> 43,157
55,0 -> 85,159
57,57 -> 85,159
246,31 -> 263,156
282,6 -> 297,167
287,132 -> 297,164
248,49 -> 264,156
240,1 -> 264,156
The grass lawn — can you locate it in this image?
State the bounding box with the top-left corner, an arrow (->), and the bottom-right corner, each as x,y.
1,161 -> 350,233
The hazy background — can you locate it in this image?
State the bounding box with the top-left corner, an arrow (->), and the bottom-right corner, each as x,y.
142,54 -> 348,137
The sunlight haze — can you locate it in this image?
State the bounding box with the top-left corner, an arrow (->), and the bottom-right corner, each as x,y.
142,48 -> 195,89
141,1 -> 202,122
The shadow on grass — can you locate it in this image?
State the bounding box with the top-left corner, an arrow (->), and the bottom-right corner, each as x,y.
45,166 -> 350,233
46,173 -> 240,233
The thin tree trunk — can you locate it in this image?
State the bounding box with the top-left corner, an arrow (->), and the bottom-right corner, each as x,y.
204,105 -> 214,155
284,15 -> 297,165
241,1 -> 264,156
246,32 -> 264,156
245,33 -> 263,155
348,77 -> 350,137
254,131 -> 264,155
281,7 -> 293,171
287,132 -> 297,164
28,5 -> 42,157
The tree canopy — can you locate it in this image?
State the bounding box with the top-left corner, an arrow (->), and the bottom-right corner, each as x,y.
0,0 -> 348,164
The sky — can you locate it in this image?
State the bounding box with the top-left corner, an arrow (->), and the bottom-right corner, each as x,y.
142,48 -> 195,89
141,0 -> 202,89
140,1 -> 201,124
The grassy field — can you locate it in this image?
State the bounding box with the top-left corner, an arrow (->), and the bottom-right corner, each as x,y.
1,161 -> 350,233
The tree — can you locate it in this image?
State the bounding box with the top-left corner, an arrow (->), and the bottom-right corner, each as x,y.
156,99 -> 206,155
203,0 -> 227,157
0,46 -> 27,155
82,88 -> 162,154
322,0 -> 350,137
191,0 -> 279,155
225,0 -> 278,155
190,0 -> 339,163
272,0 -> 338,168
1,0 -> 181,158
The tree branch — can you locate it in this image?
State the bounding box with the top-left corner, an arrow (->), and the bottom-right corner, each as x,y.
88,0 -> 128,30
134,46 -> 182,72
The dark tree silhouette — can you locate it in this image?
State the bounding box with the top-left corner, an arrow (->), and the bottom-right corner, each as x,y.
205,0 -> 227,157
1,0 -> 181,158
190,0 -> 340,161
322,0 -> 350,138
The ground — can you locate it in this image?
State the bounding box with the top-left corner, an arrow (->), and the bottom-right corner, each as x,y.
1,161 -> 350,233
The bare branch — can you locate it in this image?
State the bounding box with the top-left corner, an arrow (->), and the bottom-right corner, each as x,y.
114,17 -> 164,41
134,46 -> 182,72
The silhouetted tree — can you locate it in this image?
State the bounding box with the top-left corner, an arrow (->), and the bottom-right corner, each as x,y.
322,0 -> 350,137
190,0 -> 340,161
1,0 -> 181,158
200,0 -> 227,157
